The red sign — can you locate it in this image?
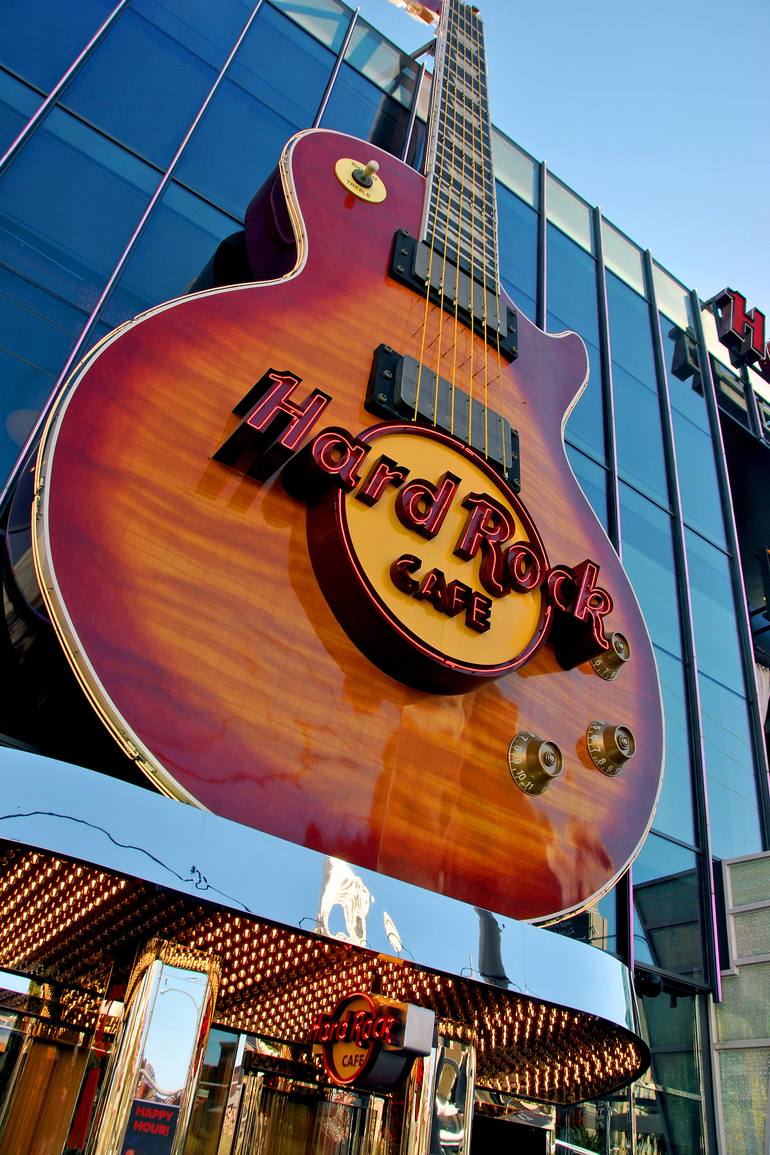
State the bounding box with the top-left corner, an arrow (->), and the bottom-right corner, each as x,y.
310,993 -> 427,1089
714,287 -> 770,382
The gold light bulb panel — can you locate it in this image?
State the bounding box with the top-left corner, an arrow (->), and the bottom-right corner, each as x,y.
334,157 -> 387,203
508,732 -> 564,795
590,631 -> 631,680
586,721 -> 636,776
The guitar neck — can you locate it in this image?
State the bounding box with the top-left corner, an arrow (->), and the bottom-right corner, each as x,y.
421,0 -> 499,290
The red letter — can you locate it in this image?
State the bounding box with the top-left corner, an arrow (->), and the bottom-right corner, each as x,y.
310,430 -> 369,490
215,369 -> 331,479
356,455 -> 410,506
454,493 -> 515,598
715,288 -> 766,364
390,554 -> 421,594
465,591 -> 492,633
395,472 -> 460,539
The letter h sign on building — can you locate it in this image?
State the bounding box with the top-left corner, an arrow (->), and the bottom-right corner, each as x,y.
309,993 -> 434,1090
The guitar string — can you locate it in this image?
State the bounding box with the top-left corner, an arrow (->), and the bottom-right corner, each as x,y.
465,3 -> 479,450
477,8 -> 509,478
469,2 -> 491,459
449,1 -> 471,438
433,0 -> 462,430
412,0 -> 454,426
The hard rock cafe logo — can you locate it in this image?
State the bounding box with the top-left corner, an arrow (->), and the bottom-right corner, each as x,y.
215,368 -> 615,691
309,992 -> 407,1087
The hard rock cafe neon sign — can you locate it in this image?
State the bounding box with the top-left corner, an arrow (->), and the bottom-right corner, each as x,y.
216,368 -> 615,692
309,992 -> 432,1089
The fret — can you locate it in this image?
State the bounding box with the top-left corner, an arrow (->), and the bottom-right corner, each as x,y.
421,0 -> 500,287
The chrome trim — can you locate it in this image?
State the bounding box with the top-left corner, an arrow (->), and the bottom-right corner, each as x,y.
0,746 -> 642,1039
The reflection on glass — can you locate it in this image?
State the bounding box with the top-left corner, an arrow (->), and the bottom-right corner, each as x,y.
98,182 -> 241,328
633,1085 -> 704,1155
182,1027 -> 239,1155
633,833 -> 703,982
431,1039 -> 474,1155
315,857 -> 374,947
0,107 -> 156,311
0,71 -> 41,156
321,65 -> 411,158
173,5 -> 334,217
0,0 -> 116,91
491,129 -> 538,207
548,891 -> 617,956
619,484 -> 682,658
607,273 -> 669,504
270,0 -> 351,53
602,218 -> 644,296
652,263 -> 691,330
557,1090 -> 632,1154
547,224 -> 605,460
685,529 -> 745,692
650,648 -> 696,846
546,174 -> 592,253
699,673 -> 763,859
566,445 -> 609,530
344,20 -> 419,106
496,183 -> 537,321
662,319 -> 727,548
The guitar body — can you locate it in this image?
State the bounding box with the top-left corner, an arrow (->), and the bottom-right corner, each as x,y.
33,129 -> 663,922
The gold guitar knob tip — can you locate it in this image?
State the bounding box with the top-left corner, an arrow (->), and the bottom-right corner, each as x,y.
590,631 -> 631,680
508,732 -> 564,796
586,721 -> 636,776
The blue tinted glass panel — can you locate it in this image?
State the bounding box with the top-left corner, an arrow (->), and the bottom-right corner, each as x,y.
496,183 -> 536,322
566,444 -> 609,531
633,833 -> 703,982
99,183 -> 241,326
0,69 -> 40,155
699,674 -> 762,859
344,21 -> 418,106
0,108 -> 156,310
0,269 -> 88,483
0,347 -> 55,482
547,225 -> 606,462
0,0 -> 116,91
174,5 -> 333,217
546,890 -> 617,956
619,484 -> 682,658
685,528 -> 745,692
62,0 -> 250,168
651,648 -> 695,846
321,65 -> 410,157
607,272 -> 669,505
661,318 -> 727,548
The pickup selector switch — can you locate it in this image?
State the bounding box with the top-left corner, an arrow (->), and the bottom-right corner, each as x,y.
508,732 -> 564,796
586,721 -> 636,776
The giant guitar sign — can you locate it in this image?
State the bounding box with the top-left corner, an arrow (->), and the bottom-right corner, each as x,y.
29,0 -> 663,922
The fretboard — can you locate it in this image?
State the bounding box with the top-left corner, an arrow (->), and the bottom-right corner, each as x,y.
421,0 -> 499,290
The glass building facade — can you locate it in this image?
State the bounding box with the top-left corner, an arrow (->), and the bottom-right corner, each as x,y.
1,3 -> 769,1154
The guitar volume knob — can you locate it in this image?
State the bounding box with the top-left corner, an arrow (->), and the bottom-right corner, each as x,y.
586,721 -> 636,776
508,732 -> 564,795
590,632 -> 631,680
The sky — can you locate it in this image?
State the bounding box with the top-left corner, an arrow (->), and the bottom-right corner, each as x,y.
353,0 -> 770,311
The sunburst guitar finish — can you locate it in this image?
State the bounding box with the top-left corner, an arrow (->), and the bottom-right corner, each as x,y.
33,130 -> 663,922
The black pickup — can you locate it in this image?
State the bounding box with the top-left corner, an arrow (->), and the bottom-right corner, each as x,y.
389,229 -> 518,362
366,343 -> 520,492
